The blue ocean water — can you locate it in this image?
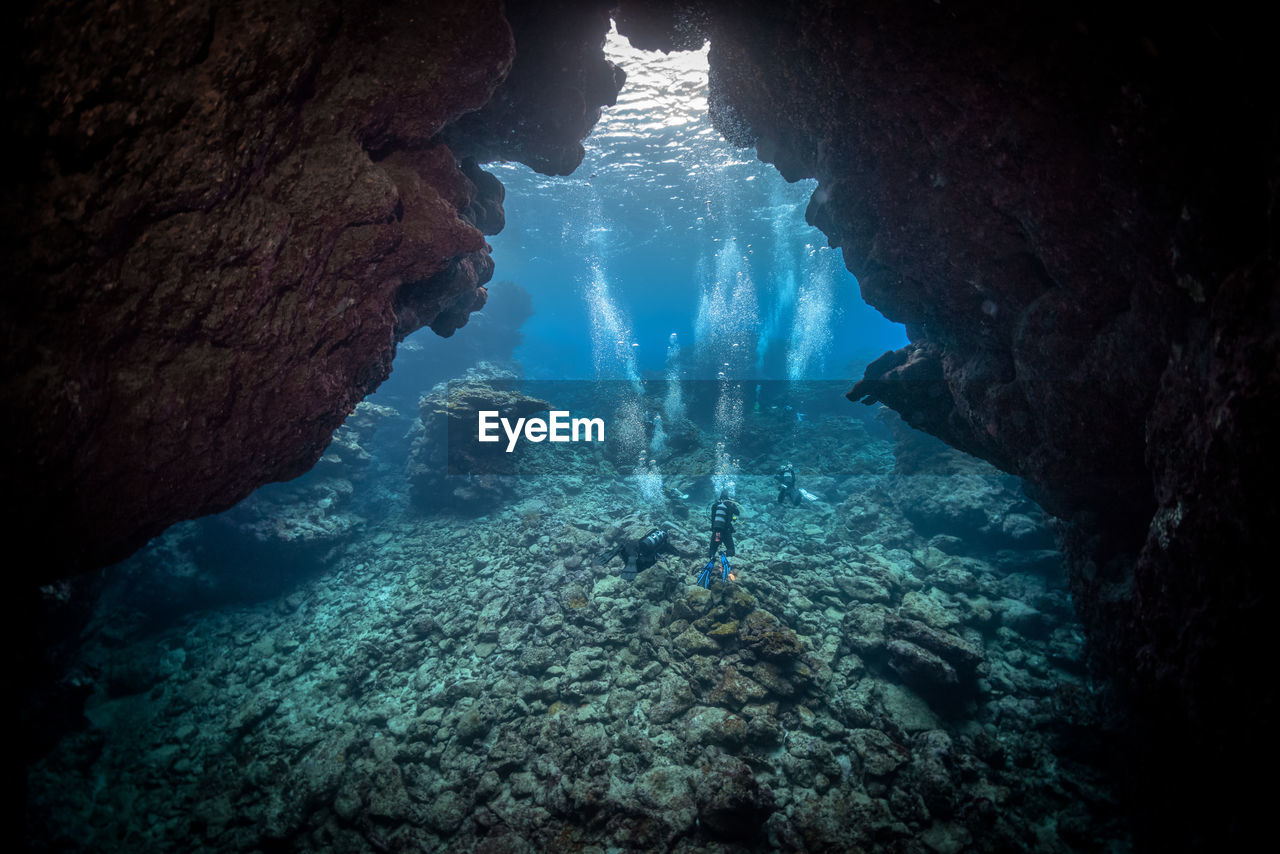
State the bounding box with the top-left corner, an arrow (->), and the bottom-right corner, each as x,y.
397,32 -> 906,390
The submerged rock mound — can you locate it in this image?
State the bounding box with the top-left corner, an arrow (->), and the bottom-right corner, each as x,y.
406,367 -> 552,514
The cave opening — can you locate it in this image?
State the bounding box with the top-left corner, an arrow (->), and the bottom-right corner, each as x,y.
377,24 -> 908,413
25,15 -> 1128,854
18,0 -> 1275,850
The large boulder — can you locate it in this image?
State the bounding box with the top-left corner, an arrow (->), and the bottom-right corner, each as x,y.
406,366 -> 551,514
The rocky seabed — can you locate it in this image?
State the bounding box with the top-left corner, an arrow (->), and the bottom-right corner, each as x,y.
28,464 -> 1127,853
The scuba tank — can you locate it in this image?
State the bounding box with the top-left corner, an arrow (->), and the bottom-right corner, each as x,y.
638,528 -> 667,555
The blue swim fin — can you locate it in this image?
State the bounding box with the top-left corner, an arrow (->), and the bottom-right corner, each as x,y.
697,559 -> 715,589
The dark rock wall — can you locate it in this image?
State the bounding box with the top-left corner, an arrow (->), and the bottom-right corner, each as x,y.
443,0 -> 625,176
618,0 -> 1276,845
2,0 -> 621,577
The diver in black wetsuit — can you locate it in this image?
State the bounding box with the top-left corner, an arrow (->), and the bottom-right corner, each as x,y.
707,488 -> 742,558
596,528 -> 676,581
696,488 -> 743,588
776,462 -> 802,506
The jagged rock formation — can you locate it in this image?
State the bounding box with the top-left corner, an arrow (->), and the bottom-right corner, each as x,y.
406,367 -> 552,513
376,279 -> 536,411
615,0 -> 1276,846
1,0 -> 622,578
442,0 -> 625,175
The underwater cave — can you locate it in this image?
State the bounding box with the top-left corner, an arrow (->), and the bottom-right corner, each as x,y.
7,1 -> 1276,852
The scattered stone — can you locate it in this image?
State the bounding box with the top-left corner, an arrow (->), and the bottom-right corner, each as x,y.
633,765 -> 697,835
886,616 -> 984,676
900,589 -> 961,630
842,604 -> 888,655
25,376 -> 1119,852
695,757 -> 776,840
424,790 -> 468,835
890,640 -> 962,686
879,682 -> 943,732
851,728 -> 910,776
673,626 -> 718,654
921,821 -> 972,854
739,610 -> 805,660
996,598 -> 1052,639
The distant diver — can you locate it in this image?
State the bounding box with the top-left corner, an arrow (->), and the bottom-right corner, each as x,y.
776,462 -> 802,506
777,462 -> 820,505
663,483 -> 689,501
596,528 -> 676,582
698,487 -> 742,587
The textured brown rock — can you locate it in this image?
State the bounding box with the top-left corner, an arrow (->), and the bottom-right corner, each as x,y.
696,0 -> 1203,519
2,0 -> 622,577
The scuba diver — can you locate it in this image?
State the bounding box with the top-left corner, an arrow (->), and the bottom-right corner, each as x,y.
662,482 -> 690,501
776,462 -> 802,506
597,528 -> 676,581
698,487 -> 742,588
